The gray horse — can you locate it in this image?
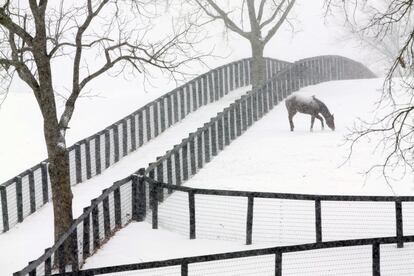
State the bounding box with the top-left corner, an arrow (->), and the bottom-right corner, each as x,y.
285,94 -> 335,131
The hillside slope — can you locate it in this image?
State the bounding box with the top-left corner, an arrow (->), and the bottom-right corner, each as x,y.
81,78 -> 412,271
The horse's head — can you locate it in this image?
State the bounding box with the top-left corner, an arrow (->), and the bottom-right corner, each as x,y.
326,114 -> 335,131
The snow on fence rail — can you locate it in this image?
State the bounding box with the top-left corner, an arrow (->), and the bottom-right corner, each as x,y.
0,57 -> 291,233
13,55 -> 376,275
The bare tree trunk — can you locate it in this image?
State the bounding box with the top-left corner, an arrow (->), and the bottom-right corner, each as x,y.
47,134 -> 73,242
251,41 -> 265,90
31,18 -> 75,244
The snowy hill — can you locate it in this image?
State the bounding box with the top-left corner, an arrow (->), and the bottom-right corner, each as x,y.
186,78 -> 414,196
78,77 -> 414,270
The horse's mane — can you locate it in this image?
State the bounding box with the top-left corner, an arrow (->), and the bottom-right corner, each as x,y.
312,96 -> 331,116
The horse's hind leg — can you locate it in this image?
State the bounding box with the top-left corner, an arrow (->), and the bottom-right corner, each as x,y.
288,111 -> 296,131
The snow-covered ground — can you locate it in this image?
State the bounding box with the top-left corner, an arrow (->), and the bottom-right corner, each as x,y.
79,78 -> 414,272
187,78 -> 414,196
0,86 -> 250,276
83,222 -> 270,269
0,0 -> 381,184
0,89 -> 168,183
0,0 -> 398,274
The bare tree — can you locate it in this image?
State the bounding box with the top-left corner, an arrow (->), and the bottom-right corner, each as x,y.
0,0 -> 202,249
193,0 -> 296,89
325,0 -> 414,189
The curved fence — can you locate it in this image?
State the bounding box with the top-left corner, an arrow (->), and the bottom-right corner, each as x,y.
142,178 -> 412,248
52,235 -> 414,275
13,55 -> 378,276
0,58 -> 291,233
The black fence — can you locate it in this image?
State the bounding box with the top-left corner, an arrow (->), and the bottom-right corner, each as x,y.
0,58 -> 291,233
143,177 -> 412,248
52,235 -> 414,275
13,55 -> 377,276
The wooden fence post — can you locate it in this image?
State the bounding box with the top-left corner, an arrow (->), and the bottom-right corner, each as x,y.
130,115 -> 137,151
145,106 -> 152,142
246,196 -> 254,245
315,198 -> 322,243
189,191 -> 196,240
157,97 -> 165,133
197,78 -> 203,107
104,130 -> 110,169
218,115 -> 224,151
167,155 -> 173,190
211,122 -> 218,156
204,126 -> 211,163
150,183 -> 158,229
182,143 -> 189,181
122,119 -> 128,157
230,105 -> 236,140
95,135 -> 102,175
189,136 -> 197,176
197,130 -> 203,169
135,169 -> 147,221
16,176 -> 23,223
113,126 -> 120,163
91,199 -> 100,250
372,243 -> 380,276
28,169 -> 36,214
186,85 -> 191,115
156,160 -> 164,203
192,82 -> 198,111
181,262 -> 188,276
241,96 -> 247,131
175,150 -> 182,186
0,186 -> 9,232
83,209 -> 90,259
214,70 -> 219,101
102,190 -> 110,238
85,140 -> 92,180
275,251 -> 282,276
114,187 -> 122,228
395,200 -> 404,248
235,100 -> 242,137
224,109 -> 230,146
138,110 -> 144,147
75,143 -> 82,184
41,162 -> 49,204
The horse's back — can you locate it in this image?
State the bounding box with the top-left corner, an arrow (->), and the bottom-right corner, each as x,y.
285,93 -> 319,114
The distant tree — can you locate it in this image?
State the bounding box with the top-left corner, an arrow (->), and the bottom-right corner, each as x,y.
193,0 -> 296,90
325,0 -> 414,189
0,0 -> 201,255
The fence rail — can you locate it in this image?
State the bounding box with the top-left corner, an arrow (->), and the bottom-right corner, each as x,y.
142,177 -> 409,248
13,55 -> 377,276
52,235 -> 414,275
0,57 -> 291,233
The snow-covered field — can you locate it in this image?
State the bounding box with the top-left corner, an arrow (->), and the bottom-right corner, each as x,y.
79,78 -> 414,273
0,0 -> 402,274
0,87 -> 178,184
0,86 -> 250,276
187,78 -> 414,196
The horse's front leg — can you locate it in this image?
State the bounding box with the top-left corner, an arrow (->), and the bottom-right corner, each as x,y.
315,114 -> 324,130
310,116 -> 315,132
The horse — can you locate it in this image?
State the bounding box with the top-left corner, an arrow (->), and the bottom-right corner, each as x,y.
285,94 -> 335,132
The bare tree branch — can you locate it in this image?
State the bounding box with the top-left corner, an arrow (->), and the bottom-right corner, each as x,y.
263,0 -> 296,44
